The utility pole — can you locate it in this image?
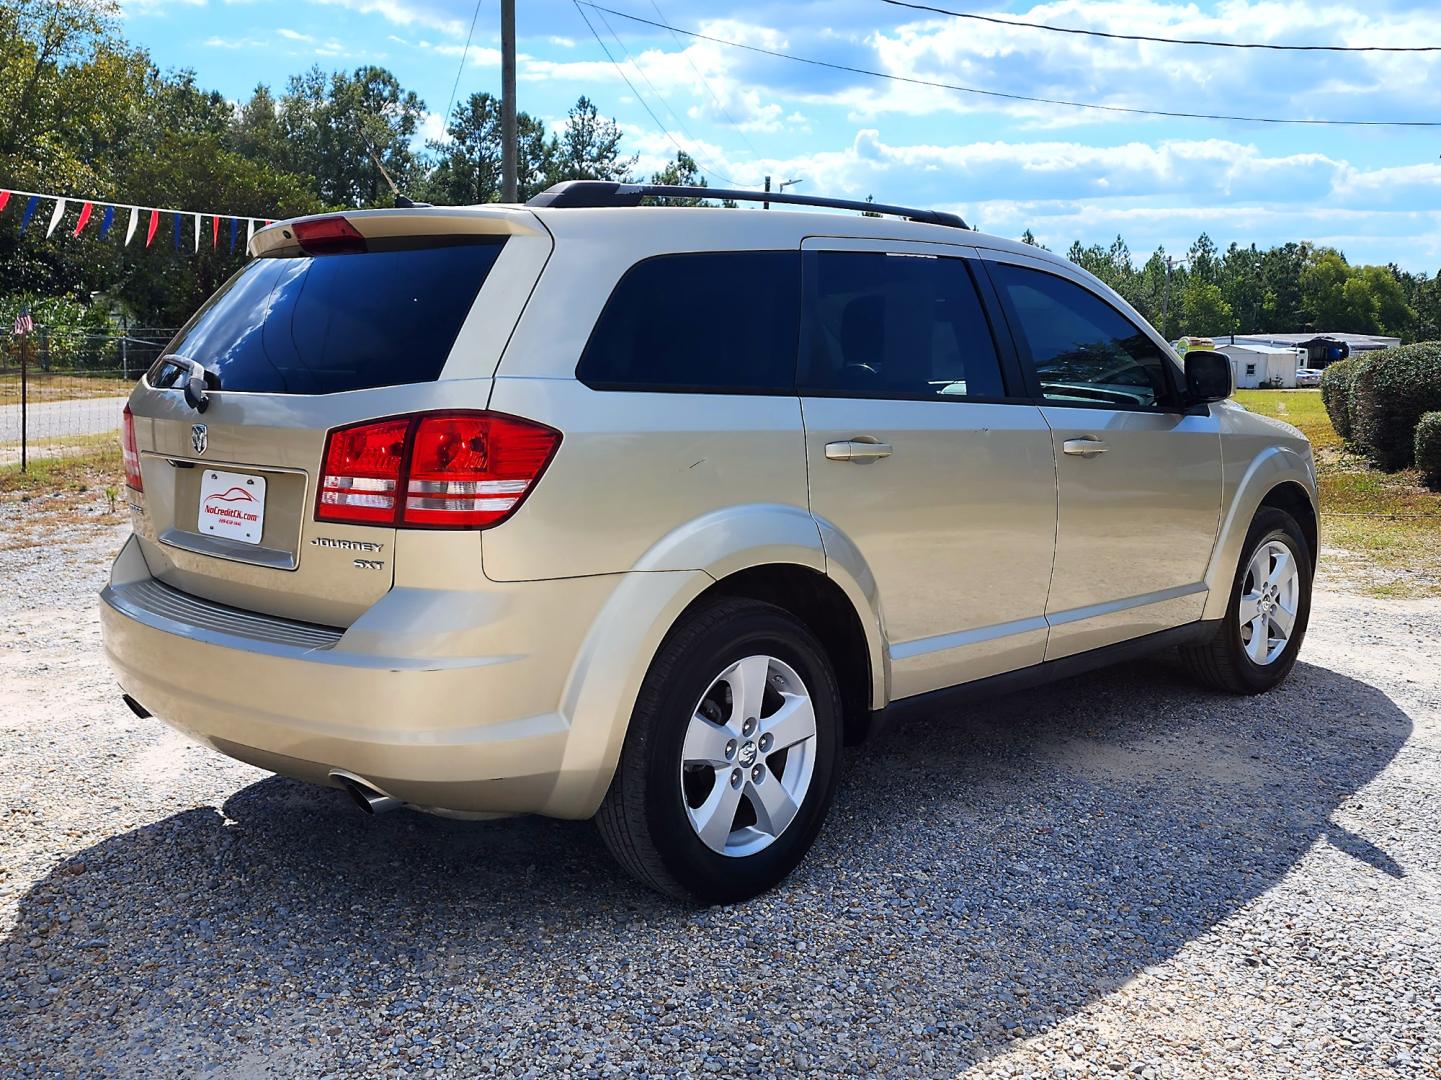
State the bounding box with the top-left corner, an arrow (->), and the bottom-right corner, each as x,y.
501,0 -> 518,203
763,175 -> 771,210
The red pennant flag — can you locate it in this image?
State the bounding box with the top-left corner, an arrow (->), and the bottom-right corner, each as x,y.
145,210 -> 160,248
0,191 -> 10,213
211,215 -> 220,248
72,201 -> 94,237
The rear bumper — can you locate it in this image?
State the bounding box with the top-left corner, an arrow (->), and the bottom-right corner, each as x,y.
99,534 -> 705,818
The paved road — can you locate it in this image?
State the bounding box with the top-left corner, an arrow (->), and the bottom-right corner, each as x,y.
0,395 -> 129,444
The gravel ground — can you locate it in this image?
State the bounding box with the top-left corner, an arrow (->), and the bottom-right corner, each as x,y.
1,512 -> 1438,1079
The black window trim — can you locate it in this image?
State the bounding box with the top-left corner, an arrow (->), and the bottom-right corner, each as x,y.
575,249 -> 802,397
977,255 -> 1188,414
795,246 -> 1034,406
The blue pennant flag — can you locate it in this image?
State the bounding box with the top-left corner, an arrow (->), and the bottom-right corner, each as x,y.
229,216 -> 238,253
18,196 -> 39,234
98,205 -> 116,238
172,213 -> 181,251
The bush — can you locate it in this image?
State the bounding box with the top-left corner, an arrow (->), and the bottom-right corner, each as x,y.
1349,341 -> 1441,471
1319,357 -> 1357,442
1417,412 -> 1441,491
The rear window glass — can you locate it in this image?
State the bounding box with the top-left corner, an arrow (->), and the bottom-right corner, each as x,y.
151,240 -> 505,395
577,251 -> 800,393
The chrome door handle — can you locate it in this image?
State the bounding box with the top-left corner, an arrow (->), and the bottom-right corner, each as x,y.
1062,437 -> 1109,457
825,439 -> 893,462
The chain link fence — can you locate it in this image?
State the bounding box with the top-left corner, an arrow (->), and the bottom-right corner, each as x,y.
1,328 -> 176,468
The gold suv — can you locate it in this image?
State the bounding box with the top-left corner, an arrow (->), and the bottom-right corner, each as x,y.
101,182 -> 1318,902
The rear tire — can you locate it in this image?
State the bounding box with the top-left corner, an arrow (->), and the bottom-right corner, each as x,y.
596,597 -> 843,904
1181,506 -> 1312,694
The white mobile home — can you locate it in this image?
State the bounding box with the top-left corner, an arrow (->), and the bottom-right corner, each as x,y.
1218,343 -> 1303,389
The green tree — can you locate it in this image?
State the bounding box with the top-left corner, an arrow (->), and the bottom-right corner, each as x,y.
280,65 -> 427,207
1180,281 -> 1234,337
424,91 -> 559,205
556,95 -> 635,182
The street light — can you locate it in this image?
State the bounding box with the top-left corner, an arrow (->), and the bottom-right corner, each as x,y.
762,176 -> 805,208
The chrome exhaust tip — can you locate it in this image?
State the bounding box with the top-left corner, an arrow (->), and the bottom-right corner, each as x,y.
329,770 -> 402,815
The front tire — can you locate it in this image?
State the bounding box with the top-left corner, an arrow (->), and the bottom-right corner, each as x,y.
1182,506 -> 1313,694
596,598 -> 843,904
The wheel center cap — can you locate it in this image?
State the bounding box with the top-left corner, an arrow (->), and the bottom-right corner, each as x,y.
737,741 -> 758,767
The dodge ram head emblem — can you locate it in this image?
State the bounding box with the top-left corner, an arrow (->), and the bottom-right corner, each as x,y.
191,424 -> 208,455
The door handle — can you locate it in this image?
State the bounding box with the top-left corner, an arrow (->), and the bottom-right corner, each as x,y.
825,439 -> 893,462
1062,437 -> 1109,457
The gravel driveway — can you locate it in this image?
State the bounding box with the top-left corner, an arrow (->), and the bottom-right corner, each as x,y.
1,517 -> 1438,1078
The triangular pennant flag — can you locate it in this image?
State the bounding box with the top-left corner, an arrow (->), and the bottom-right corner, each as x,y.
246,218 -> 255,246
127,208 -> 140,246
229,216 -> 238,253
72,201 -> 94,237
145,209 -> 159,247
46,198 -> 67,237
0,191 -> 10,213
20,196 -> 39,234
173,214 -> 182,251
209,215 -> 218,248
193,212 -> 201,254
98,205 -> 115,238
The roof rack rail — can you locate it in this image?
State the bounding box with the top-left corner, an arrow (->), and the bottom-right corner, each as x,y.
526,181 -> 968,229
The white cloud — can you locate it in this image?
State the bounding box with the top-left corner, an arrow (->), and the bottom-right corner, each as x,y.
276,28 -> 313,43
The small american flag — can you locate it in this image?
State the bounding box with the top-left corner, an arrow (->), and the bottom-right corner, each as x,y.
11,306 -> 32,337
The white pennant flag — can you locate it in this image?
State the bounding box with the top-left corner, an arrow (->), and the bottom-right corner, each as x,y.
46,198 -> 67,237
124,207 -> 138,246
246,218 -> 255,246
193,212 -> 201,254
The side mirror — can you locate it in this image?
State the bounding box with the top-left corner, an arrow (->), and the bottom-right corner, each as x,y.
1184,349 -> 1232,405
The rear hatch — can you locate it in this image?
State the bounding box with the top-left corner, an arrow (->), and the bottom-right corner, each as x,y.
124,207 -> 552,626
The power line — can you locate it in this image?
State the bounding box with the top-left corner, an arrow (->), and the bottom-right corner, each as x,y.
440,0 -> 487,144
594,8 -> 719,166
571,0 -> 750,185
647,0 -> 763,160
577,1 -> 1441,128
882,0 -> 1441,54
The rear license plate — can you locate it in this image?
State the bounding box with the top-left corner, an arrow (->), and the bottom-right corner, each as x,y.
198,469 -> 267,545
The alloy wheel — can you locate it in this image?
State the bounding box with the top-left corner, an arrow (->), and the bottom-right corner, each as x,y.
679,655 -> 819,857
1239,539 -> 1300,666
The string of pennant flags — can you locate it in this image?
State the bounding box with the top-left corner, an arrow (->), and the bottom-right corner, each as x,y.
0,188 -> 275,255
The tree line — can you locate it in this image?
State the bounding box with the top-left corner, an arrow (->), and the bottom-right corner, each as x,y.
3,0 -> 1438,343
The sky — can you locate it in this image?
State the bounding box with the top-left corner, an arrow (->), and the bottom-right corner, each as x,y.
117,0 -> 1441,271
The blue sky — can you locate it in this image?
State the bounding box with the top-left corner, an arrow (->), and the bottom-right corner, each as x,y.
119,0 -> 1441,271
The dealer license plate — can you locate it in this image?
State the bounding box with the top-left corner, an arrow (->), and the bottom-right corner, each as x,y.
198,469 -> 267,546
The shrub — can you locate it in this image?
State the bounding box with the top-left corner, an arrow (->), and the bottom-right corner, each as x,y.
1320,358 -> 1357,441
1416,412 -> 1441,491
1349,341 -> 1441,471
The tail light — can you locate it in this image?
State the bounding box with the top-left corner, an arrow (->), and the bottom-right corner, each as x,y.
121,405 -> 143,492
316,411 -> 560,529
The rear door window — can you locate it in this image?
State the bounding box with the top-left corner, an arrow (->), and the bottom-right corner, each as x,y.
989,262 -> 1176,409
151,239 -> 506,395
576,251 -> 801,393
800,251 -> 1006,400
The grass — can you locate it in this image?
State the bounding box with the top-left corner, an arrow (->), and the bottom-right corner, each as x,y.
1234,388 -> 1441,597
0,374 -> 135,407
0,439 -> 127,544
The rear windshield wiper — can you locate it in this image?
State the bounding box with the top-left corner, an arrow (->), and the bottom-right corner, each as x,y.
163,354 -> 215,414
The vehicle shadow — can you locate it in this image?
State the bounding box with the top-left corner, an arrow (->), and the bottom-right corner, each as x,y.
1,659 -> 1412,1077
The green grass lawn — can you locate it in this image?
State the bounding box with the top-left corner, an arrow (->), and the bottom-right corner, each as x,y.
1235,389 -> 1441,596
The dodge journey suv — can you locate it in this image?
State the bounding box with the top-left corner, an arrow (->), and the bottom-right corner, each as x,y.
101,182 -> 1317,903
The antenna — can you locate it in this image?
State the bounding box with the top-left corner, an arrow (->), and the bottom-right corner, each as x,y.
364,141 -> 428,209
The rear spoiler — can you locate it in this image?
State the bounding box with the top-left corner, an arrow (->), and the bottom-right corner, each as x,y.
250,206 -> 546,258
